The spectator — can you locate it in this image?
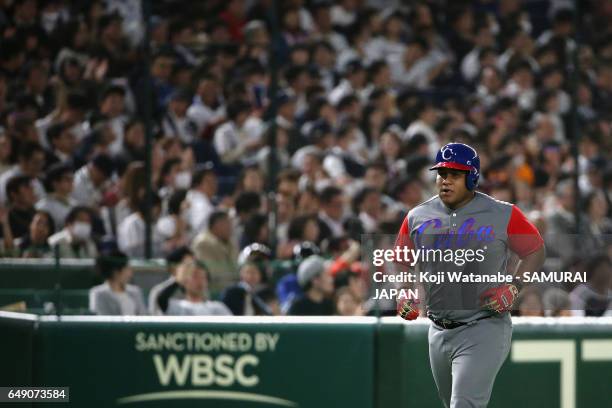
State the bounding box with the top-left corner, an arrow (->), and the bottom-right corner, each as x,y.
288,255 -> 334,315
113,119 -> 145,170
71,153 -> 114,208
89,250 -> 147,315
335,286 -> 363,316
185,165 -> 217,236
0,131 -> 13,177
36,163 -> 77,229
394,35 -> 449,89
44,122 -> 76,168
164,259 -> 232,316
581,190 -> 612,255
162,89 -> 198,144
156,189 -> 189,254
191,210 -> 238,293
288,215 -> 320,245
96,85 -> 129,155
241,213 -> 269,249
515,285 -> 545,317
545,179 -> 579,260
187,74 -> 225,135
403,100 -> 439,159
6,175 -> 37,239
318,186 -> 346,239
213,99 -> 262,166
117,192 -> 163,258
148,246 -> 192,315
542,287 -> 572,317
0,141 -> 46,205
18,210 -> 54,258
48,206 -> 97,258
570,255 -> 612,317
221,262 -> 271,316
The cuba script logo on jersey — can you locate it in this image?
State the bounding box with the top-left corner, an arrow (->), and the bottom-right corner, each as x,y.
415,217 -> 495,249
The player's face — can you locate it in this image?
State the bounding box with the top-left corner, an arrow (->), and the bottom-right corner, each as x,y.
436,168 -> 472,208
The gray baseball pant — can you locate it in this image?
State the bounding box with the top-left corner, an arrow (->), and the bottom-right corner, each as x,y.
428,313 -> 512,408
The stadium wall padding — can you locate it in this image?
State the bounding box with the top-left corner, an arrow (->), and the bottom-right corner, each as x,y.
2,314 -> 612,408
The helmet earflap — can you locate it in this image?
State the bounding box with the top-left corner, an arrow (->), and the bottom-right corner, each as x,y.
466,167 -> 479,190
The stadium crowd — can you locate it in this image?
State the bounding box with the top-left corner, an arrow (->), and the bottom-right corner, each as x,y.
0,0 -> 610,317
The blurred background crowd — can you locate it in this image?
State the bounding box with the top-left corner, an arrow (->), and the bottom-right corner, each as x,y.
0,0 -> 610,317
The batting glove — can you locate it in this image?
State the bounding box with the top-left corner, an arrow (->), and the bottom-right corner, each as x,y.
480,284 -> 519,313
397,298 -> 420,320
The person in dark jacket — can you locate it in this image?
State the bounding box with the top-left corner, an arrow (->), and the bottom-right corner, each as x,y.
221,261 -> 272,315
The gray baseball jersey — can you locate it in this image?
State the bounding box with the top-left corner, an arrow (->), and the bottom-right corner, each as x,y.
396,191 -> 543,408
395,191 -> 543,321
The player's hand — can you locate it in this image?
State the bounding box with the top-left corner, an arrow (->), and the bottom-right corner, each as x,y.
480,284 -> 519,313
397,298 -> 420,320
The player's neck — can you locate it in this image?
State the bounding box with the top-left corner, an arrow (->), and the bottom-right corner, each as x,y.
445,191 -> 476,210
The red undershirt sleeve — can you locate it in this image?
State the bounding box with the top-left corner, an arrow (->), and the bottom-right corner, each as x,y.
507,205 -> 544,258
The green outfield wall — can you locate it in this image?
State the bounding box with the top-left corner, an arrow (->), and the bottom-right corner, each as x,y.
2,313 -> 611,408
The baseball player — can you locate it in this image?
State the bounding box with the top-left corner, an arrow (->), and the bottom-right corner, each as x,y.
395,142 -> 546,408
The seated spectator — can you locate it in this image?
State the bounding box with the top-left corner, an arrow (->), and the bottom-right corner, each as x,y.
113,120 -> 146,172
352,186 -> 382,233
570,255 -> 612,317
221,262 -> 271,316
148,246 -> 193,315
117,192 -> 163,258
0,131 -> 13,177
255,285 -> 281,315
240,213 -> 269,249
317,186 -> 346,240
6,175 -> 37,239
89,250 -> 147,315
164,259 -> 232,316
213,99 -> 263,166
48,206 -> 98,258
582,190 -> 612,256
515,285 -> 544,317
231,191 -> 262,246
18,210 -> 54,258
44,122 -> 76,169
156,189 -> 189,255
36,163 -> 77,229
288,255 -> 334,315
96,85 -> 129,155
71,153 -> 115,208
0,141 -> 46,206
185,165 -> 217,237
192,210 -> 238,293
542,287 -> 572,317
187,73 -> 225,136
335,286 -> 363,316
162,89 -> 198,144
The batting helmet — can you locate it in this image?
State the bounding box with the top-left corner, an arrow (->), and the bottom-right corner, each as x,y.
430,143 -> 480,190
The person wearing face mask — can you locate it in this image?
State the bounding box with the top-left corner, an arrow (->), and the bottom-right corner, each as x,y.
48,206 -> 98,258
89,250 -> 147,315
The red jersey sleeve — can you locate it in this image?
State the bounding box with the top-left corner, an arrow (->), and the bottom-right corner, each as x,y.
395,215 -> 415,249
394,215 -> 415,266
507,205 -> 544,258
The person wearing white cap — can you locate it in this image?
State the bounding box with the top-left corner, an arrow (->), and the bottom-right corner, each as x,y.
288,255 -> 335,315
